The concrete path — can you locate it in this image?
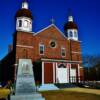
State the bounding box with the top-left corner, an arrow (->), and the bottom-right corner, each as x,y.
63,88 -> 100,95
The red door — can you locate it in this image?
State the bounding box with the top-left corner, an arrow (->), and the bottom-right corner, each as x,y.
44,63 -> 53,83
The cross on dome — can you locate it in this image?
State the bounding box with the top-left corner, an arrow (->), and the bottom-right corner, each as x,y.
50,17 -> 55,24
67,8 -> 73,22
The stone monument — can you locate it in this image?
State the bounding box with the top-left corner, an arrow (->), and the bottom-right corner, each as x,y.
11,59 -> 45,100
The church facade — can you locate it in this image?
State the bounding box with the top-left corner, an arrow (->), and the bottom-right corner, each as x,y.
0,1 -> 84,85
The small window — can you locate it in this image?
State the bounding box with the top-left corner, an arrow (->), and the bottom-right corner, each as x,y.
69,31 -> 73,37
74,31 -> 77,37
24,20 -> 28,27
61,48 -> 66,57
39,44 -> 45,55
19,20 -> 22,27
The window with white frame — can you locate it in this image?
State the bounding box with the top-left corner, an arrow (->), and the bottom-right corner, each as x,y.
69,31 -> 73,37
24,20 -> 28,28
61,48 -> 66,57
19,20 -> 22,27
39,44 -> 45,55
74,31 -> 77,37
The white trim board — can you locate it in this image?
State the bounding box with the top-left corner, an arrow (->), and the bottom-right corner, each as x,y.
16,45 -> 33,48
41,58 -> 82,63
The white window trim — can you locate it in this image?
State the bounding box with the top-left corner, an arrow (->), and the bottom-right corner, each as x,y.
39,43 -> 45,55
17,19 -> 22,27
16,45 -> 33,48
61,47 -> 66,57
24,20 -> 29,28
72,51 -> 81,54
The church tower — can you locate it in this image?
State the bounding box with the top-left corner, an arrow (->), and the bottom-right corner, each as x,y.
64,15 -> 78,41
13,0 -> 34,64
15,0 -> 33,32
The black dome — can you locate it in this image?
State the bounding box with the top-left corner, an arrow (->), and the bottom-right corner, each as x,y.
64,22 -> 78,31
15,8 -> 33,19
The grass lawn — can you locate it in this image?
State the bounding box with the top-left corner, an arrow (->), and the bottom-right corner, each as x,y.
41,90 -> 100,100
0,88 -> 100,100
0,88 -> 10,99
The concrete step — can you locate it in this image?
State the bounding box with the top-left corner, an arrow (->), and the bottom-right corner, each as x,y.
38,84 -> 59,91
11,93 -> 45,100
16,93 -> 42,97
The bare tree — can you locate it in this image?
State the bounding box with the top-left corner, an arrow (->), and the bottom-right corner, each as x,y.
82,54 -> 100,81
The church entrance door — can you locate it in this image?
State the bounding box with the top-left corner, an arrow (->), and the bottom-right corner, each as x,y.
44,63 -> 53,83
57,64 -> 68,83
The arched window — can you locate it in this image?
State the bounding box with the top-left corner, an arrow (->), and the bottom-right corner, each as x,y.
24,20 -> 28,27
74,31 -> 77,37
69,31 -> 73,37
19,20 -> 22,27
61,48 -> 66,57
39,43 -> 45,55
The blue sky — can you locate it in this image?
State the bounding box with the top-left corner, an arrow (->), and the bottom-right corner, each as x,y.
0,0 -> 100,60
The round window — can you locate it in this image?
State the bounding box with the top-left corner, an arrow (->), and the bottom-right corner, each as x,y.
50,41 -> 56,48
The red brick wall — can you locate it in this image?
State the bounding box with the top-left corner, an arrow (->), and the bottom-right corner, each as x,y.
33,26 -> 70,61
70,40 -> 82,62
15,26 -> 82,63
15,32 -> 34,62
16,32 -> 33,46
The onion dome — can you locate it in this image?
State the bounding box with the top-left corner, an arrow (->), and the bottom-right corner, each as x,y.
64,16 -> 78,31
15,8 -> 33,19
16,1 -> 33,32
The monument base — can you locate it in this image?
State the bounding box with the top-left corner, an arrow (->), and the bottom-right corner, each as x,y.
11,93 -> 45,100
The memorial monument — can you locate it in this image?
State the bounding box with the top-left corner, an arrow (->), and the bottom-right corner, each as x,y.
11,59 -> 45,100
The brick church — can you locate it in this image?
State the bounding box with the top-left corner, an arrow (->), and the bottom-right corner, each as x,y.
0,1 -> 84,86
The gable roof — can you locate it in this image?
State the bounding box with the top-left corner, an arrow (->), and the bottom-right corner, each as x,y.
34,24 -> 67,39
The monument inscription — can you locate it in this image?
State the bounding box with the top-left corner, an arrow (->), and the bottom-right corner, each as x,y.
16,59 -> 36,95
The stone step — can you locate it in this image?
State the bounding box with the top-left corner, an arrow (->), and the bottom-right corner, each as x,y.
38,84 -> 59,91
11,94 -> 45,100
16,92 -> 42,97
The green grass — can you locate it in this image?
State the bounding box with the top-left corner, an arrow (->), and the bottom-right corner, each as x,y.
0,88 -> 10,99
40,90 -> 100,100
0,88 -> 100,100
